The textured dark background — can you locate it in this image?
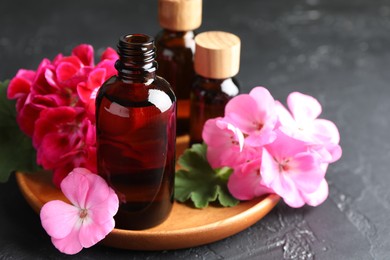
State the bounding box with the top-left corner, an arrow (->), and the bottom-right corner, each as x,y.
1,0 -> 390,259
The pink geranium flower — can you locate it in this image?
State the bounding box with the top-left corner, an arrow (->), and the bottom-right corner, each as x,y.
40,168 -> 119,255
224,86 -> 277,147
261,130 -> 327,207
202,118 -> 245,169
202,86 -> 341,208
276,92 -> 342,162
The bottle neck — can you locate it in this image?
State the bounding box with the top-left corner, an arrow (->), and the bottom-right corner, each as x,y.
115,34 -> 158,84
196,75 -> 240,95
162,29 -> 195,39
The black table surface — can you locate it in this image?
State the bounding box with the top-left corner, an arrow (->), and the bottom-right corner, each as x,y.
1,0 -> 389,259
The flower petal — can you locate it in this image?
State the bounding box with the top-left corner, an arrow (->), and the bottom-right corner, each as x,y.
228,160 -> 273,200
324,143 -> 342,163
96,59 -> 117,79
40,200 -> 79,239
302,179 -> 329,206
261,148 -> 305,208
275,100 -> 296,129
89,189 -> 119,224
225,87 -> 277,136
56,62 -> 79,83
82,170 -> 111,209
78,218 -> 115,248
100,47 -> 118,61
203,118 -> 244,168
7,69 -> 35,99
244,129 -> 277,147
287,92 -> 322,123
224,94 -> 258,133
260,148 -> 280,186
288,153 -> 325,193
51,224 -> 83,255
72,44 -> 94,66
264,130 -> 308,161
61,169 -> 91,208
311,119 -> 340,144
249,86 -> 276,119
76,82 -> 90,103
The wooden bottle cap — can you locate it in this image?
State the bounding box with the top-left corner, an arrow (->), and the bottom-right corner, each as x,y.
158,0 -> 202,31
194,31 -> 241,79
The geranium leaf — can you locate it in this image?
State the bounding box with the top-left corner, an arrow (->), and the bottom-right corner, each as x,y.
0,80 -> 38,182
174,143 -> 239,208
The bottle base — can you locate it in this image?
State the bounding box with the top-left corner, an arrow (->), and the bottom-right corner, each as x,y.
114,201 -> 173,230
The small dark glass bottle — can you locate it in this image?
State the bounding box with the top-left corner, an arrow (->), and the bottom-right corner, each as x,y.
155,0 -> 202,136
96,34 -> 176,230
190,77 -> 240,145
190,31 -> 241,145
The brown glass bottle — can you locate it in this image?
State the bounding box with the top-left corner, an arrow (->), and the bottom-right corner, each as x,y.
155,0 -> 202,135
190,31 -> 241,145
96,34 -> 176,230
190,77 -> 240,145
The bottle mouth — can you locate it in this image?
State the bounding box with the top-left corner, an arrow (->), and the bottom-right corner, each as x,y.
120,34 -> 154,46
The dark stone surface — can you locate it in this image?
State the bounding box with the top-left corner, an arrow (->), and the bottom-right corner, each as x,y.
1,0 -> 389,259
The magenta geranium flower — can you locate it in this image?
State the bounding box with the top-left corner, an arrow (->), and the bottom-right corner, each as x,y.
32,106 -> 97,187
7,44 -> 118,185
40,168 -> 119,255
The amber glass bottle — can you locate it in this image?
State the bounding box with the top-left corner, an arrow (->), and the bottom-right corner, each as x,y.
190,31 -> 241,145
155,0 -> 202,135
96,34 -> 176,230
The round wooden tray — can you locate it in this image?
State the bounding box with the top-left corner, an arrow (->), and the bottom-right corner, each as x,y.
15,135 -> 280,251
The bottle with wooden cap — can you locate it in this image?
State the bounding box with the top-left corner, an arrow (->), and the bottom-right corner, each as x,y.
155,0 -> 202,136
190,31 -> 241,145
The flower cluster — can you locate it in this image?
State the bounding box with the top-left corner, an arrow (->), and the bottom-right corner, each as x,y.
202,87 -> 342,207
7,45 -> 118,187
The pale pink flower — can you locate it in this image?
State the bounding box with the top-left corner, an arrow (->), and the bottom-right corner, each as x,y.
224,87 -> 277,147
261,130 -> 327,207
276,92 -> 342,163
40,168 -> 119,255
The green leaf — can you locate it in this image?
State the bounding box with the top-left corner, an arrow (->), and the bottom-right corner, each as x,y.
0,80 -> 38,182
174,143 -> 239,208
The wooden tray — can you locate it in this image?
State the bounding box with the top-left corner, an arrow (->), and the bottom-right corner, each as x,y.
15,135 -> 280,251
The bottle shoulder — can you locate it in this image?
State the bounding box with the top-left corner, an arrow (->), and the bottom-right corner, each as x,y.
192,76 -> 240,96
155,30 -> 196,50
99,76 -> 176,103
